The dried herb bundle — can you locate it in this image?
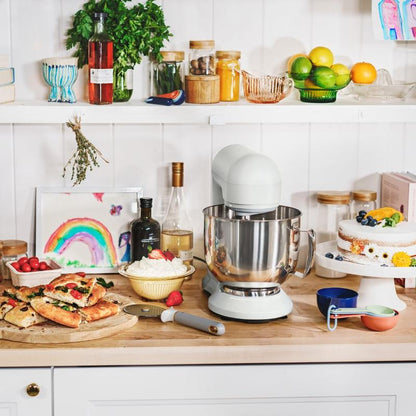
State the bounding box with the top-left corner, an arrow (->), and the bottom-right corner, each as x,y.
63,116 -> 109,186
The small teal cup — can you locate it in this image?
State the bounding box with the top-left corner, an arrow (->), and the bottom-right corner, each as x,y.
316,287 -> 358,317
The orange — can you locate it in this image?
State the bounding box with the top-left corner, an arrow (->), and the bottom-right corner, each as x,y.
365,207 -> 403,222
350,62 -> 377,84
286,53 -> 308,72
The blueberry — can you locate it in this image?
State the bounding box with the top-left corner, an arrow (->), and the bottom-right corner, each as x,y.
366,215 -> 373,221
335,255 -> 343,261
325,252 -> 334,259
356,215 -> 363,223
369,219 -> 377,227
359,210 -> 367,217
361,218 -> 369,226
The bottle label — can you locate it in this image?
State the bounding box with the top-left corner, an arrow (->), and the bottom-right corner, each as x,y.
90,68 -> 113,84
179,249 -> 193,261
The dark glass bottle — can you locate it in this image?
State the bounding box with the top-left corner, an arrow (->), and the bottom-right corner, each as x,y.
130,198 -> 161,261
88,12 -> 113,104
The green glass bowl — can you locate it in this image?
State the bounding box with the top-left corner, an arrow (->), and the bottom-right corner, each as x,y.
289,73 -> 351,103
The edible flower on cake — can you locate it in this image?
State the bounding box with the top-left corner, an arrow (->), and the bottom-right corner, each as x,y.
126,250 -> 187,278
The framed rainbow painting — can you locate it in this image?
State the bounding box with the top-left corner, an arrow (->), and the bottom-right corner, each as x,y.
35,187 -> 143,273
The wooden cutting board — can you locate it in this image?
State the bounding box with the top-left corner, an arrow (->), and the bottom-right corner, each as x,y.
0,293 -> 138,344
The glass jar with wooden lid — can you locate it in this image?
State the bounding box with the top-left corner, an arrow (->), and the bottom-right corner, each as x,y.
151,51 -> 185,95
216,50 -> 241,102
188,40 -> 215,75
0,239 -> 28,280
316,191 -> 350,278
350,190 -> 377,219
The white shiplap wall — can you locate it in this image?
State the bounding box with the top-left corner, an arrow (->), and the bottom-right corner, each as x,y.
0,0 -> 415,258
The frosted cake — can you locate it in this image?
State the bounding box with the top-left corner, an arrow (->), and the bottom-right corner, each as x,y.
337,207 -> 416,267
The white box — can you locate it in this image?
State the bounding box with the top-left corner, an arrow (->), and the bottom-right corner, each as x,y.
6,259 -> 62,287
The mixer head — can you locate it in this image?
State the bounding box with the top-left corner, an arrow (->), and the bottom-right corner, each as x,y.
212,144 -> 281,214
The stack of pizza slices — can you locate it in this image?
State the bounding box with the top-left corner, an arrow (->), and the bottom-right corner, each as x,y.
0,274 -> 120,328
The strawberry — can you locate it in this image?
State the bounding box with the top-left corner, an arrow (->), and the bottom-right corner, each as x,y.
148,249 -> 166,260
163,250 -> 175,261
166,290 -> 183,307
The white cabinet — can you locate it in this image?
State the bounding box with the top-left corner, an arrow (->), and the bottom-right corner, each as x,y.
53,363 -> 416,416
0,368 -> 52,416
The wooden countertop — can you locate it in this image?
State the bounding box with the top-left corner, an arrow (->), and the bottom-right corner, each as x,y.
1,262 -> 416,368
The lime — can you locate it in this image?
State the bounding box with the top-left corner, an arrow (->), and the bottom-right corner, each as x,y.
310,66 -> 336,89
331,63 -> 350,87
286,53 -> 308,72
309,46 -> 334,67
290,57 -> 312,81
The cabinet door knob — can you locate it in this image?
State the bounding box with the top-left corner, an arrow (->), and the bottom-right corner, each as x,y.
26,383 -> 40,397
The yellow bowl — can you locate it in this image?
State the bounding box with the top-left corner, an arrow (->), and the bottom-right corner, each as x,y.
118,264 -> 195,300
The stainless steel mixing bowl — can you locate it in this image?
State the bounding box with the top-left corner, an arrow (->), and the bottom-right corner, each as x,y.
203,204 -> 315,284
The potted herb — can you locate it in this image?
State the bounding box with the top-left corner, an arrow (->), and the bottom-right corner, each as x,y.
66,0 -> 172,102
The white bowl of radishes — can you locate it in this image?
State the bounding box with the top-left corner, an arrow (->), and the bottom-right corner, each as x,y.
6,256 -> 62,287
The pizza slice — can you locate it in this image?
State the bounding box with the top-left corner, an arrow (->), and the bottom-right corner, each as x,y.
44,274 -> 96,308
80,299 -> 120,322
30,296 -> 82,328
16,285 -> 45,303
86,284 -> 107,307
0,296 -> 17,319
4,302 -> 47,328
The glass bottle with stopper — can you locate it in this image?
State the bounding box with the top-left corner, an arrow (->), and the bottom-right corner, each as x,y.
161,162 -> 194,266
88,12 -> 113,105
130,198 -> 160,262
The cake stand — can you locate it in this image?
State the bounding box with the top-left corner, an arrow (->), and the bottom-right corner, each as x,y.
316,241 -> 416,311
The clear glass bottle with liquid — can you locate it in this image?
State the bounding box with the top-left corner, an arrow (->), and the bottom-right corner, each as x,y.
88,12 -> 113,104
350,190 -> 377,219
130,198 -> 160,262
161,162 -> 194,266
315,191 -> 350,278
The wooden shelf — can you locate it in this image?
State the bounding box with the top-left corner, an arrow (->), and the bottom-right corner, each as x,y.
0,98 -> 415,124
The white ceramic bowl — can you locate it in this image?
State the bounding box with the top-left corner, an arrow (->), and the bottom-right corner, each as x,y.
118,264 -> 195,300
6,259 -> 62,287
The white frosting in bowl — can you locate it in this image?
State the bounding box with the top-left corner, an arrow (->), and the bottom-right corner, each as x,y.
126,257 -> 188,278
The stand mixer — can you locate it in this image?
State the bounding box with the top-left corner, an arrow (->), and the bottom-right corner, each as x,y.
202,145 -> 316,321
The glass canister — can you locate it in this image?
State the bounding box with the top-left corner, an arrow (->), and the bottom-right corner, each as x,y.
350,190 -> 377,219
151,51 -> 185,95
216,50 -> 241,102
189,40 -> 215,76
0,239 -> 28,280
315,191 -> 350,278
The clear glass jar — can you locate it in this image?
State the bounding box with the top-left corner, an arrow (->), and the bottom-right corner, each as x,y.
216,50 -> 241,102
151,51 -> 185,95
0,239 -> 28,280
316,191 -> 350,278
350,190 -> 377,219
189,40 -> 215,76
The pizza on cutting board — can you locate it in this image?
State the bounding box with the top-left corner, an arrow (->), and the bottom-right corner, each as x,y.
0,274 -> 120,329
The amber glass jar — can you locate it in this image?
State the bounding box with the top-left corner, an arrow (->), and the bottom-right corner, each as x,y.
216,50 -> 241,102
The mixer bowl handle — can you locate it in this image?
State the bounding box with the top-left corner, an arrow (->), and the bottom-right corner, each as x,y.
291,226 -> 316,279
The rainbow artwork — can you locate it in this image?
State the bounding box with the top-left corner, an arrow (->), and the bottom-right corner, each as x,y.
373,0 -> 416,40
44,217 -> 118,268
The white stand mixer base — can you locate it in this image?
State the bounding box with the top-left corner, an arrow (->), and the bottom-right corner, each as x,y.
358,277 -> 406,311
203,273 -> 293,321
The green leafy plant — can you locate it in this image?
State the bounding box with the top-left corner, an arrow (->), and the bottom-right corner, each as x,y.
66,0 -> 172,98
